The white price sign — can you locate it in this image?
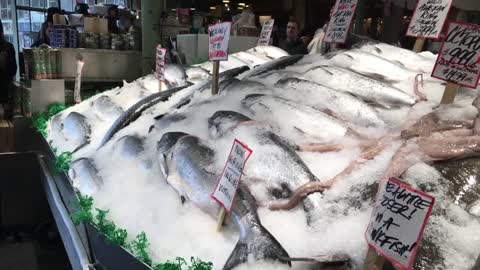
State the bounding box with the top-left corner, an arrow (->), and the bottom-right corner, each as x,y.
324,0 -> 358,44
365,178 -> 435,270
431,22 -> 480,89
208,22 -> 232,61
406,0 -> 452,39
258,19 -> 275,46
155,45 -> 167,80
211,139 -> 253,214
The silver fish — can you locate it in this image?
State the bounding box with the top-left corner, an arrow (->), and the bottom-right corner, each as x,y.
247,46 -> 290,59
164,64 -> 188,88
99,86 -> 189,149
241,55 -> 304,80
62,112 -> 91,150
115,135 -> 144,159
327,49 -> 416,82
68,158 -> 102,196
185,66 -> 211,84
303,66 -> 416,107
157,133 -> 291,270
242,93 -> 349,139
357,43 -> 434,74
273,78 -> 386,127
91,95 -> 124,121
208,111 -> 324,216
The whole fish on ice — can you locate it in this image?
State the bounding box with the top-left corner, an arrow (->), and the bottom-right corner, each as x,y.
91,95 -> 124,121
357,42 -> 434,73
273,78 -> 386,127
241,93 -> 349,140
247,46 -> 290,60
62,112 -> 91,151
68,158 -> 102,196
208,111 -> 327,215
303,66 -> 416,107
164,64 -> 189,88
185,66 -> 211,84
156,133 -> 291,270
327,49 -> 417,81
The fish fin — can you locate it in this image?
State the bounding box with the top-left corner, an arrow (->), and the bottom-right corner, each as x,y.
148,125 -> 155,133
154,114 -> 167,120
71,140 -> 90,154
393,60 -> 407,68
222,224 -> 291,270
358,71 -> 399,84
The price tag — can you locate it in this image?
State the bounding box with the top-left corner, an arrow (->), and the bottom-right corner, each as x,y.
211,139 -> 253,214
431,22 -> 480,89
258,19 -> 275,46
208,22 -> 232,61
365,178 -> 435,270
324,0 -> 358,44
155,45 -> 167,80
406,0 -> 452,39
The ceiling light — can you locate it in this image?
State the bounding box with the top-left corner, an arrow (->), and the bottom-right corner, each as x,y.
238,3 -> 245,6
190,8 -> 196,10
210,6 -> 216,9
238,6 -> 244,9
222,0 -> 229,2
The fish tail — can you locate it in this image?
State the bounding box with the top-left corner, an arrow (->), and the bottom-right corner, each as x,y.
222,224 -> 291,270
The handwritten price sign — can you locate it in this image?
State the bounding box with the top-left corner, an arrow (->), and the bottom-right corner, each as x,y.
366,178 -> 435,270
432,22 -> 480,89
258,19 -> 275,46
211,139 -> 252,214
155,45 -> 167,80
406,0 -> 452,39
324,0 -> 358,44
208,22 -> 232,61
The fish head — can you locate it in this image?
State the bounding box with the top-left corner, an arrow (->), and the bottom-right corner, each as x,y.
62,112 -> 90,144
157,132 -> 190,179
115,135 -> 144,160
241,94 -> 266,108
273,77 -> 301,88
68,158 -> 102,195
164,64 -> 188,88
208,111 -> 251,138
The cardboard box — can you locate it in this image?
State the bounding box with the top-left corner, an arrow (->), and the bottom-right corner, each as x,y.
84,17 -> 108,34
0,120 -> 14,153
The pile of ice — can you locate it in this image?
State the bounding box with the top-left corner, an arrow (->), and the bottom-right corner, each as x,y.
47,42 -> 480,270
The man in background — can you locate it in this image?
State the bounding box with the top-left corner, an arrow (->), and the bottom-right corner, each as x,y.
0,20 -> 17,117
278,18 -> 308,55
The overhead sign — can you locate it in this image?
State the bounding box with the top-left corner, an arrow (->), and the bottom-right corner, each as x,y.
208,22 -> 232,61
211,139 -> 252,214
406,0 -> 452,39
324,0 -> 358,44
155,45 -> 167,80
365,178 -> 435,270
258,19 -> 275,46
431,22 -> 480,89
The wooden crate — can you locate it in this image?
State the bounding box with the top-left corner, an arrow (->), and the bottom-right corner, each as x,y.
0,120 -> 14,153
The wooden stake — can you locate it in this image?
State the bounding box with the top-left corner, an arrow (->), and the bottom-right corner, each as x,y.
212,61 -> 220,95
212,59 -> 224,230
362,248 -> 385,270
440,82 -> 459,104
413,38 -> 426,53
216,208 -> 227,231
